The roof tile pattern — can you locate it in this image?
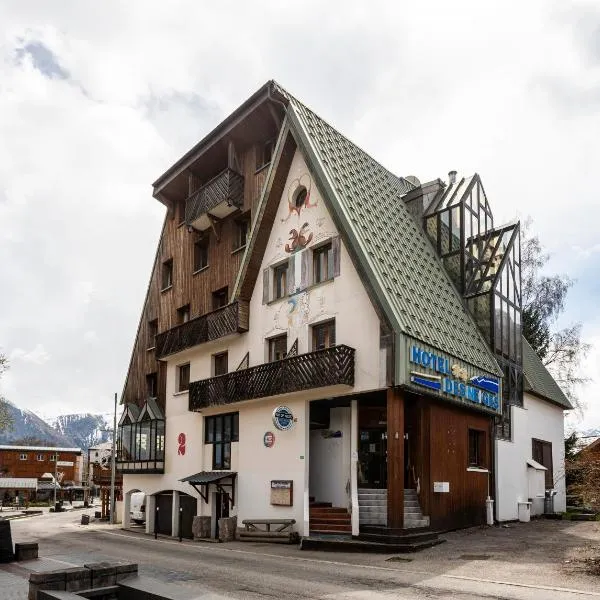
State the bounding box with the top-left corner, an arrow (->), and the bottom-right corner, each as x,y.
280,86 -> 500,374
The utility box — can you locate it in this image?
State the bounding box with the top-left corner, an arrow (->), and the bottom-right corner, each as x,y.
518,501 -> 532,522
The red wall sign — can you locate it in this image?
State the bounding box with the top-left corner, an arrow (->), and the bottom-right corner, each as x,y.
178,432 -> 186,456
263,431 -> 275,448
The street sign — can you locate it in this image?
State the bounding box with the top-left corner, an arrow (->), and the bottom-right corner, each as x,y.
56,461 -> 74,467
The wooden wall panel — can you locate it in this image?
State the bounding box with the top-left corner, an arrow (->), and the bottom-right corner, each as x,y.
387,387 -> 404,528
0,450 -> 80,483
122,144 -> 272,412
426,400 -> 492,530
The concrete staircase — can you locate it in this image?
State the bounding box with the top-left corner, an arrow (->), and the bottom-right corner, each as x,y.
358,489 -> 387,526
404,488 -> 430,528
358,488 -> 430,529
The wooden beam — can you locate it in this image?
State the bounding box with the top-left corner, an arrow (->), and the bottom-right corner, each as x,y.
387,387 -> 404,529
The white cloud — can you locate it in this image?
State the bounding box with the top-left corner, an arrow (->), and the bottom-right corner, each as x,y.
0,0 -> 598,421
10,344 -> 51,365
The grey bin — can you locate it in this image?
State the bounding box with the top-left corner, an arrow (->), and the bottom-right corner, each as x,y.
544,490 -> 557,514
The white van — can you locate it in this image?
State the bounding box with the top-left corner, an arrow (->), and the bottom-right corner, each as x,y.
130,492 -> 146,524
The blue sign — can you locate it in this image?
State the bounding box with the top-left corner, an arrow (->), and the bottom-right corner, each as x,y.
272,406 -> 295,431
409,345 -> 499,411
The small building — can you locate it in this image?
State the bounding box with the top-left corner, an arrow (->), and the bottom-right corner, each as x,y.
116,81 -> 571,541
87,441 -> 122,517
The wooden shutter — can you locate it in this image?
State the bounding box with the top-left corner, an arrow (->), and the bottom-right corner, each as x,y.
287,255 -> 296,295
332,235 -> 341,277
262,268 -> 270,304
300,250 -> 310,290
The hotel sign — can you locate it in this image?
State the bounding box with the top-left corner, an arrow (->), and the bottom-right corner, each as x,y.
407,342 -> 501,414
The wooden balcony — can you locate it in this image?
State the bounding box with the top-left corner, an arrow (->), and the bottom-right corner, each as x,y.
189,344 -> 355,410
155,301 -> 249,359
185,167 -> 244,231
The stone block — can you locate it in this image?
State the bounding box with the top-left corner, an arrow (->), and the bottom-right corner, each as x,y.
28,570 -> 66,600
192,516 -> 211,539
83,562 -> 117,587
218,516 -> 237,542
15,542 -> 38,561
0,519 -> 14,563
115,561 -> 138,582
64,567 -> 91,592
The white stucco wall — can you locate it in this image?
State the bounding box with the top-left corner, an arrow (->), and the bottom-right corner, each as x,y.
495,393 -> 567,521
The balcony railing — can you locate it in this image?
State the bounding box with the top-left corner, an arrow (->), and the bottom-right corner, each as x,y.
189,344 -> 355,411
155,301 -> 249,359
185,168 -> 244,229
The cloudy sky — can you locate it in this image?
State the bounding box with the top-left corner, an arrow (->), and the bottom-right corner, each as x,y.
0,1 -> 598,430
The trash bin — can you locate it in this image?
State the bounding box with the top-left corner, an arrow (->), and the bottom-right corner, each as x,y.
544,490 -> 557,514
518,501 -> 532,522
54,502 -> 62,513
81,515 -> 90,525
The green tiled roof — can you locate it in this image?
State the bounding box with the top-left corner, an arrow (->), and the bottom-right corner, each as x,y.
275,83 -> 501,376
523,337 -> 572,409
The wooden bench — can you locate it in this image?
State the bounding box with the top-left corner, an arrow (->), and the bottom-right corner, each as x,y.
240,519 -> 298,544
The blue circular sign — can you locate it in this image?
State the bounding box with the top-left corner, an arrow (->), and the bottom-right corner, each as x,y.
272,406 -> 294,431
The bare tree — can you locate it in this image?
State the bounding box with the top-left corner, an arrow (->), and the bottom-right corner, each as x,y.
521,220 -> 590,410
0,353 -> 13,432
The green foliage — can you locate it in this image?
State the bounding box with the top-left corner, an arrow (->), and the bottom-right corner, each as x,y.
521,221 -> 590,409
565,432 -> 579,461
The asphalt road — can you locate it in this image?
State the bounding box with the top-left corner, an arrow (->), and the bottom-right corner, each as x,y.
4,509 -> 600,599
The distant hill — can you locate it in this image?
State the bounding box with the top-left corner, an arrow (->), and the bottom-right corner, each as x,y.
0,401 -> 111,450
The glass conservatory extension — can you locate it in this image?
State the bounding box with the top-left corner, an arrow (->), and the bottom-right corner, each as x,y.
117,399 -> 165,473
423,174 -> 523,439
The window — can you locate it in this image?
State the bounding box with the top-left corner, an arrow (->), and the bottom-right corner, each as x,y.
532,439 -> 554,489
257,140 -> 274,170
234,219 -> 249,250
294,186 -> 308,208
146,372 -> 158,398
19,453 -> 28,461
178,363 -> 190,392
212,287 -> 228,310
177,304 -> 191,324
193,239 -> 208,272
312,320 -> 336,351
37,454 -> 44,462
205,412 -> 239,470
147,319 -> 158,350
273,263 -> 288,300
214,352 -> 228,376
49,454 -> 57,462
268,335 -> 287,362
468,429 -> 486,468
161,259 -> 173,290
313,242 -> 333,284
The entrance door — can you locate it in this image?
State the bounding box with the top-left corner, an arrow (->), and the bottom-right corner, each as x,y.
155,493 -> 173,536
214,491 -> 230,538
179,494 -> 196,540
358,429 -> 387,488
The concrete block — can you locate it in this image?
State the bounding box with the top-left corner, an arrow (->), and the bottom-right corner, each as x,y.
15,542 -> 38,561
115,562 -> 138,582
218,516 -> 237,542
64,567 -> 91,592
28,570 -> 66,600
192,516 -> 211,539
0,519 -> 14,563
83,562 -> 117,587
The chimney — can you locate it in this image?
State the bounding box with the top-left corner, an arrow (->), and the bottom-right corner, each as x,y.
448,170 -> 457,185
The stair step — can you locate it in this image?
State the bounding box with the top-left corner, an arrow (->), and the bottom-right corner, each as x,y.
309,502 -> 332,508
310,524 -> 352,533
309,507 -> 348,514
310,518 -> 351,526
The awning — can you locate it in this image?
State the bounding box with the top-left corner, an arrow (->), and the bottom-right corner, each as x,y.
0,478 -> 37,490
179,471 -> 236,507
526,458 -> 547,471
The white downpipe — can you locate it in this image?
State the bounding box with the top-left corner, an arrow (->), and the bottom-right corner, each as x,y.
303,398 -> 310,537
350,399 -> 359,536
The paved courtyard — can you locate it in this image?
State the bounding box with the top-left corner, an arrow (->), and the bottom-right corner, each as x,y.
1,509 -> 599,599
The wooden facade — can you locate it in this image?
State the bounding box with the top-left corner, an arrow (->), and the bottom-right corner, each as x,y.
0,448 -> 82,484
121,118 -> 285,411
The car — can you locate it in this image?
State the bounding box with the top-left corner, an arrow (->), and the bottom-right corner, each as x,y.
130,492 -> 146,524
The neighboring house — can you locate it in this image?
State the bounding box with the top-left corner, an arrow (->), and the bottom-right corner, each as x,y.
116,81 -> 570,542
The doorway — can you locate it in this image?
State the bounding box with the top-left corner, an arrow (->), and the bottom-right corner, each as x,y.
358,429 -> 387,488
214,491 -> 230,538
179,494 -> 197,540
155,492 -> 173,536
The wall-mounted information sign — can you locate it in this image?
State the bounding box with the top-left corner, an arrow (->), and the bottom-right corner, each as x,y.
270,480 -> 293,506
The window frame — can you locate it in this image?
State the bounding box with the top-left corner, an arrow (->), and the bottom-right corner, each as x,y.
161,259 -> 173,291
19,453 -> 28,461
532,438 -> 554,489
468,429 -> 486,469
212,287 -> 228,310
146,372 -> 158,399
213,352 -> 228,377
205,412 -> 239,470
37,454 -> 44,462
272,262 -> 288,300
268,334 -> 288,362
234,218 -> 250,251
193,238 -> 209,273
147,319 -> 158,351
312,242 -> 334,284
177,363 -> 190,393
312,319 -> 336,351
177,304 -> 191,325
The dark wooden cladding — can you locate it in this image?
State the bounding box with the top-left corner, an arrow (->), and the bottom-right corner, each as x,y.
387,387 -> 404,528
189,345 -> 355,410
185,168 -> 244,224
155,301 -> 249,359
122,139 -> 280,412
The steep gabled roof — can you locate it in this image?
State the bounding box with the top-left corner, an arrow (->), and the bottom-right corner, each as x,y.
523,337 -> 573,410
236,81 -> 501,375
